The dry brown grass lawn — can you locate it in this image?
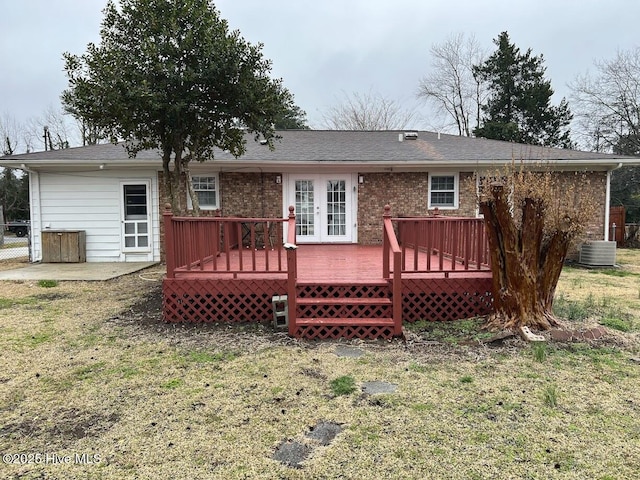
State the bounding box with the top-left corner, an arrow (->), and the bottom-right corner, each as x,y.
0,254 -> 639,480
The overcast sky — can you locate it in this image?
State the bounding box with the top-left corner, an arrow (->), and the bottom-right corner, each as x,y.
1,0 -> 639,136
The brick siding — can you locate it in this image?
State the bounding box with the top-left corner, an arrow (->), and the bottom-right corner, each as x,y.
158,169 -> 608,256
357,172 -> 476,244
220,172 -> 282,218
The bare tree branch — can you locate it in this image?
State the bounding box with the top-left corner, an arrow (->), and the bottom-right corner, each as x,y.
322,91 -> 415,130
0,113 -> 22,155
417,33 -> 486,136
570,47 -> 640,153
24,106 -> 76,151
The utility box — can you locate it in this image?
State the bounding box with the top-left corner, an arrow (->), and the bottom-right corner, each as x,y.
42,230 -> 86,263
579,241 -> 616,267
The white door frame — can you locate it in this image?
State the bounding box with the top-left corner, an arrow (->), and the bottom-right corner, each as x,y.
283,173 -> 358,243
120,180 -> 153,259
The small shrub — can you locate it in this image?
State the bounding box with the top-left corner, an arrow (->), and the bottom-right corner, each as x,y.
38,280 -> 58,288
330,375 -> 357,396
543,384 -> 558,408
532,343 -> 547,362
459,375 -> 474,384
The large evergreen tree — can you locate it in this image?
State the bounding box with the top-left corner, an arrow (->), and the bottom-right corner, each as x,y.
473,32 -> 573,148
0,169 -> 29,221
274,104 -> 309,130
62,0 -> 298,214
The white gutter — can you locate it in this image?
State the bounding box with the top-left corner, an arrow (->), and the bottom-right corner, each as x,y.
3,156 -> 638,171
604,162 -> 623,241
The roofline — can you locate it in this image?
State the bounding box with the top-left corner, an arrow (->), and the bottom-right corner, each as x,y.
1,157 -> 636,172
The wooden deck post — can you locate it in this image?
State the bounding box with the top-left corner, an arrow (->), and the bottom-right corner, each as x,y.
163,203 -> 176,279
286,206 -> 297,337
382,205 -> 403,337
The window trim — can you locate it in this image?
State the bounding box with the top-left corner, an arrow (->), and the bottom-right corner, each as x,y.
187,174 -> 220,211
428,172 -> 459,210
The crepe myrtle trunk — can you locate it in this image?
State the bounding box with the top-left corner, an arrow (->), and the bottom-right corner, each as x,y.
161,144 -> 203,216
182,161 -> 201,216
480,184 -> 569,330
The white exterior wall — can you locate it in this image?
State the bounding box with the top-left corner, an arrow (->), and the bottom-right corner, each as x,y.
29,168 -> 160,262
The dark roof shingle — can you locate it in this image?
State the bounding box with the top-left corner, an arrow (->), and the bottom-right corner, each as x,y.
1,130 -> 635,165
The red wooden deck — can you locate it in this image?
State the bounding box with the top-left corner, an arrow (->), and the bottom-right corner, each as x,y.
162,206 -> 494,339
170,244 -> 490,281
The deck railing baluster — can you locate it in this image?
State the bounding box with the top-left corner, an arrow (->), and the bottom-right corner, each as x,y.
463,220 -> 470,270
250,223 -> 257,270
264,221 -> 270,271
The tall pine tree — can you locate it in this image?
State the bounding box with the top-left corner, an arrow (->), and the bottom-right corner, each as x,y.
474,32 -> 573,148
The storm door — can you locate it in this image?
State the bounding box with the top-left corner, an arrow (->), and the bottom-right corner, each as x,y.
121,182 -> 151,253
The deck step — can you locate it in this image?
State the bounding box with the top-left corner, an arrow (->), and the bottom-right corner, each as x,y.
296,317 -> 395,326
296,297 -> 392,306
296,280 -> 389,287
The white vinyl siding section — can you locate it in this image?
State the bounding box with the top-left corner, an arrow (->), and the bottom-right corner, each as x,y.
31,169 -> 160,262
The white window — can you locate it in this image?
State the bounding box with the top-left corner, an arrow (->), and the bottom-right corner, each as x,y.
189,175 -> 219,210
428,173 -> 459,209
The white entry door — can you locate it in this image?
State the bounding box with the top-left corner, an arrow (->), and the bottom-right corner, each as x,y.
121,181 -> 152,254
288,174 -> 354,243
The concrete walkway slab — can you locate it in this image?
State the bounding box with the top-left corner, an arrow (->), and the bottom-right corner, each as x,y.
0,262 -> 159,281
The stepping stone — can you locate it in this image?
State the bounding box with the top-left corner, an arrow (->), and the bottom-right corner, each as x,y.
306,421 -> 342,446
272,440 -> 311,468
362,381 -> 397,394
334,345 -> 364,358
273,421 -> 343,468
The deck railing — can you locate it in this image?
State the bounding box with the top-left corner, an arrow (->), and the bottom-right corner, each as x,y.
391,213 -> 491,276
163,204 -> 295,279
382,206 -> 404,336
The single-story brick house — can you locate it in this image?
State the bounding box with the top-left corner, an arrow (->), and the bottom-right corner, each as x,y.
0,130 -> 635,263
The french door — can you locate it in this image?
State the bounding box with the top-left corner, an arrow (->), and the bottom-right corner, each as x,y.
287,174 -> 354,243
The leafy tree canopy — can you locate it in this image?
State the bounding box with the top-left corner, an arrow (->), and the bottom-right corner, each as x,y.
473,32 -> 573,148
62,0 -> 298,213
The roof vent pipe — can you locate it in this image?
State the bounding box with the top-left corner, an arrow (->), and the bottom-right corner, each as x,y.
398,133 -> 403,142
438,132 -> 441,140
